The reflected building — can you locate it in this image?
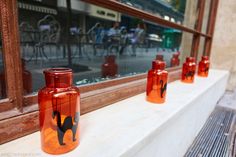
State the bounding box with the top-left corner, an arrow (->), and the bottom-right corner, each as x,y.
120,0 -> 184,24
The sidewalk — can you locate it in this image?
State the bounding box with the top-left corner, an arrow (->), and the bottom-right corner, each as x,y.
217,89 -> 236,110
185,89 -> 236,157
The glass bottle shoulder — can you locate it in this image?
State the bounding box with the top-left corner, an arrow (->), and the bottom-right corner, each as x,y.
184,62 -> 196,67
148,69 -> 167,76
38,86 -> 80,96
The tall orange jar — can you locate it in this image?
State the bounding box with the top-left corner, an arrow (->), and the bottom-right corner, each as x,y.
101,55 -> 118,78
146,60 -> 168,104
38,68 -> 80,155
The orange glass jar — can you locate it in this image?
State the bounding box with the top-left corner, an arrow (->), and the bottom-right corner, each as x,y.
198,56 -> 210,77
146,60 -> 168,104
101,55 -> 118,78
170,53 -> 180,67
22,59 -> 32,94
181,57 -> 196,83
38,68 -> 80,155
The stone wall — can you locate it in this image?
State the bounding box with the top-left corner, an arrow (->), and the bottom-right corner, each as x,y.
211,0 -> 236,91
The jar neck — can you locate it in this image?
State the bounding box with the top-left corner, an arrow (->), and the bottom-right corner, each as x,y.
202,56 -> 209,61
156,54 -> 163,61
152,60 -> 166,70
186,57 -> 195,63
105,55 -> 115,63
173,54 -> 179,58
44,68 -> 73,88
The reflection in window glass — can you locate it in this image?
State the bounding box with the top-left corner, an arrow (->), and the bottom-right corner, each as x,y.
120,0 -> 199,29
0,31 -> 7,99
197,37 -> 206,61
179,32 -> 193,64
17,0 -> 191,94
201,0 -> 211,33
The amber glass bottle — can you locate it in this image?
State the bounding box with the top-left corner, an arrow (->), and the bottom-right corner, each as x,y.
146,60 -> 168,104
198,56 -> 210,77
101,55 -> 118,78
22,59 -> 32,94
170,53 -> 180,67
38,68 -> 80,155
156,54 -> 164,61
181,57 -> 196,83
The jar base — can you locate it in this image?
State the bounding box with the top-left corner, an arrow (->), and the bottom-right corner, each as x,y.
42,142 -> 80,155
146,97 -> 165,104
181,79 -> 194,84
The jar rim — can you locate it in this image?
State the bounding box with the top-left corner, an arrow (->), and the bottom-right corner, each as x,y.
44,68 -> 72,75
152,60 -> 166,70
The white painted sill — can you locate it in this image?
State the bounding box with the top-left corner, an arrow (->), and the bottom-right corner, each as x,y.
0,69 -> 229,157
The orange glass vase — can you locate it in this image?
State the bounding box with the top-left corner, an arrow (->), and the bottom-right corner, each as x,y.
181,57 -> 196,83
38,68 -> 80,155
146,60 -> 168,104
22,59 -> 32,94
170,53 -> 180,67
198,56 -> 210,77
101,55 -> 118,78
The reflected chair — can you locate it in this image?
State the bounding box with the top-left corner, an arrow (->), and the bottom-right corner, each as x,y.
19,22 -> 36,62
36,15 -> 61,62
71,27 -> 91,60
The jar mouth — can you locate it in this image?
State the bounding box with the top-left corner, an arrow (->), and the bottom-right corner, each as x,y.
173,53 -> 179,57
43,68 -> 73,88
186,57 -> 195,63
44,68 -> 72,75
105,55 -> 116,63
152,60 -> 166,70
202,56 -> 209,60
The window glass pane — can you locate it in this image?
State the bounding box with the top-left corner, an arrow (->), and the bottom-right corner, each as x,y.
197,37 -> 206,61
120,0 -> 199,29
201,0 -> 211,33
179,32 -> 193,64
17,0 -> 192,94
0,30 -> 7,99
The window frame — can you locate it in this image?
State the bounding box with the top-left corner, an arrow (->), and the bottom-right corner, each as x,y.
0,0 -> 23,112
0,0 -> 219,144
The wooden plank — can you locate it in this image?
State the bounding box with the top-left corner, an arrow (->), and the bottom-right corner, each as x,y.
0,99 -> 14,112
0,111 -> 39,144
204,0 -> 220,56
0,0 -> 24,111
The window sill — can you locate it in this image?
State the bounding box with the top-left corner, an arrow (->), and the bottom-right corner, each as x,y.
0,69 -> 229,157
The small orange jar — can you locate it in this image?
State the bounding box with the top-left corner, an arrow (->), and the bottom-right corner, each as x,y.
170,53 -> 180,67
198,56 -> 210,77
146,60 -> 168,103
101,55 -> 118,78
181,57 -> 196,83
